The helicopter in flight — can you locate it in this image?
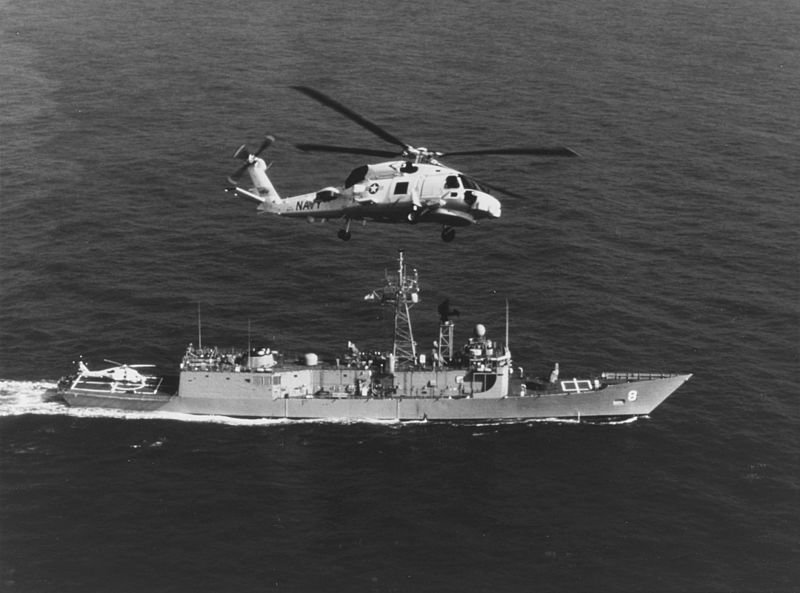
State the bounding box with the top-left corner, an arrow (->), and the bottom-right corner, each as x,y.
226,86 -> 577,242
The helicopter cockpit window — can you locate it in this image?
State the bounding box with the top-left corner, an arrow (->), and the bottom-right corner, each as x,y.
394,182 -> 409,195
444,175 -> 461,189
345,165 -> 369,188
460,175 -> 484,192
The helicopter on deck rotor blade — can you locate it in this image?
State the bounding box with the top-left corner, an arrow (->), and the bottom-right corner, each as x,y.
225,86 -> 577,242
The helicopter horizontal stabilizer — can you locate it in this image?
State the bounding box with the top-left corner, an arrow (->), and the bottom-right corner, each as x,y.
229,186 -> 267,205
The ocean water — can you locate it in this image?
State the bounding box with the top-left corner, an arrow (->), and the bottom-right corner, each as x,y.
1,0 -> 798,591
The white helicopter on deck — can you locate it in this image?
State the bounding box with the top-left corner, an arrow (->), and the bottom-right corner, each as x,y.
76,359 -> 155,386
226,86 -> 577,242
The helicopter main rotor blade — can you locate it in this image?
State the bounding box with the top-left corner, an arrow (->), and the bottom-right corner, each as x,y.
442,146 -> 579,157
476,179 -> 532,200
295,143 -> 400,158
292,86 -> 408,149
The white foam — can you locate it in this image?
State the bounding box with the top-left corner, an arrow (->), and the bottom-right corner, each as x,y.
0,380 -> 63,416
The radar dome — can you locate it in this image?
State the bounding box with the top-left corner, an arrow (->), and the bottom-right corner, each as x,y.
473,323 -> 486,338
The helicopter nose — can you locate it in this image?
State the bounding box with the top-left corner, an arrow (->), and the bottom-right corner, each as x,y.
474,193 -> 502,218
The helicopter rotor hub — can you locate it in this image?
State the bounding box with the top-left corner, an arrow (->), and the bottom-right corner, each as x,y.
402,146 -> 443,164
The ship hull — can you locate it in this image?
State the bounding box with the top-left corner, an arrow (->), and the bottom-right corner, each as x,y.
61,391 -> 174,412
61,372 -> 691,421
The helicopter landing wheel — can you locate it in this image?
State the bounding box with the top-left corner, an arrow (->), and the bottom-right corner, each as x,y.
441,227 -> 456,242
407,209 -> 419,224
338,219 -> 352,241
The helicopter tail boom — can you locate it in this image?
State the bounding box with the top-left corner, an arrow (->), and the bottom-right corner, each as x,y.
244,157 -> 281,205
227,137 -> 283,209
228,160 -> 281,208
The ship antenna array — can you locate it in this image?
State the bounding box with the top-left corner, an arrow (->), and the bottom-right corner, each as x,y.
373,250 -> 420,368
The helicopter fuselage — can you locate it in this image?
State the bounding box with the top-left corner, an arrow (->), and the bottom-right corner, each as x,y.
232,158 -> 501,241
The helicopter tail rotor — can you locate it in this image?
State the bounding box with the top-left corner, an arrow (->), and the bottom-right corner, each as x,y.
229,135 -> 276,183
233,144 -> 250,161
227,136 -> 282,204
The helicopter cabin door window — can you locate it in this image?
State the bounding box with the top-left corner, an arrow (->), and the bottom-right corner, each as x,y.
421,175 -> 461,200
393,181 -> 409,195
444,176 -> 460,192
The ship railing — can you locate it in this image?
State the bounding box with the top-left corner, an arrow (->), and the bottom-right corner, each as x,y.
182,346 -> 269,372
182,358 -> 227,372
601,371 -> 678,382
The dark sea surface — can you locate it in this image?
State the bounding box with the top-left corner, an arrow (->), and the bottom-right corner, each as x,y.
1,0 -> 798,591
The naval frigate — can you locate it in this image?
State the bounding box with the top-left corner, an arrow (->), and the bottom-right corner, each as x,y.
56,252 -> 691,421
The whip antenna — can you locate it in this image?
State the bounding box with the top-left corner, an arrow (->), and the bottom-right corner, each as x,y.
505,298 -> 509,352
197,303 -> 202,351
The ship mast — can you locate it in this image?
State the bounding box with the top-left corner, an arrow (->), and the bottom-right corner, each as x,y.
373,250 -> 420,367
437,321 -> 454,365
197,303 -> 202,350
